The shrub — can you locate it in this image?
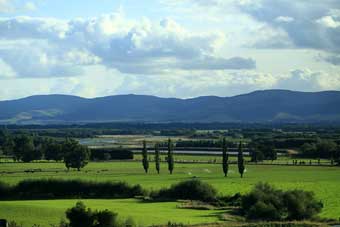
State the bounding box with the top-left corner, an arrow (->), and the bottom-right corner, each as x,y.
241,183 -> 323,221
63,139 -> 90,171
217,193 -> 242,207
0,179 -> 145,200
283,190 -> 323,220
0,181 -> 10,199
65,202 -> 118,227
153,179 -> 217,202
242,183 -> 284,220
66,202 -> 95,227
93,209 -> 118,227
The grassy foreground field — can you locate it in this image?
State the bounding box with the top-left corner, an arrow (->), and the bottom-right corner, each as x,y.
1,161 -> 340,225
0,199 -> 223,226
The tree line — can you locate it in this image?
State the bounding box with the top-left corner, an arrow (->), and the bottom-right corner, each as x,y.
142,138 -> 174,174
141,138 -> 246,178
0,130 -> 89,170
299,139 -> 340,164
222,138 -> 245,178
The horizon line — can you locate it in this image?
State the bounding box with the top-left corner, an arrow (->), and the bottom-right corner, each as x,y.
2,89 -> 340,102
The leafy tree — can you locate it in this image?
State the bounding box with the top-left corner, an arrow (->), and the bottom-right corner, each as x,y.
167,138 -> 174,174
250,142 -> 276,161
300,140 -> 338,160
300,143 -> 317,158
13,135 -> 41,162
316,140 -> 337,160
66,201 -> 94,227
155,143 -> 160,174
0,130 -> 14,156
241,182 -> 283,220
283,189 -> 323,220
65,202 -> 120,227
262,144 -> 277,161
241,183 -> 323,221
154,179 -> 217,202
238,142 -> 245,178
63,139 -> 90,171
0,130 -> 6,147
335,145 -> 340,165
45,140 -> 64,161
222,137 -> 229,177
94,209 -> 118,227
142,140 -> 149,173
250,148 -> 265,163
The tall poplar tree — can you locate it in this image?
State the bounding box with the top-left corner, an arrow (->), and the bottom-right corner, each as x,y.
142,140 -> 149,173
238,141 -> 245,178
222,137 -> 229,177
167,138 -> 174,174
155,143 -> 160,174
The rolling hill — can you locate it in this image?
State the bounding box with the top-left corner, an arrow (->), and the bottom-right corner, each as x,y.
1,90 -> 340,124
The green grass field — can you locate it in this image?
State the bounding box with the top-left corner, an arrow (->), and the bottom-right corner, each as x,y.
0,199 -> 223,227
1,161 -> 340,226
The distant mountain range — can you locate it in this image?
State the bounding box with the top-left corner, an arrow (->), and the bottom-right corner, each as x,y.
1,90 -> 340,124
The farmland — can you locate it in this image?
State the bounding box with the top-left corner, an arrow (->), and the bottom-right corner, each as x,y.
0,199 -> 222,227
1,124 -> 340,226
1,160 -> 340,226
2,0 -> 340,224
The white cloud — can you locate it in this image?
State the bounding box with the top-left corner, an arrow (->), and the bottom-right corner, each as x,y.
0,13 -> 255,79
275,16 -> 294,23
0,59 -> 16,78
1,1 -> 339,100
317,16 -> 340,28
24,2 -> 36,11
115,70 -> 279,98
0,65 -> 125,100
320,53 -> 340,65
238,0 -> 340,53
0,0 -> 12,12
114,68 -> 337,98
64,49 -> 101,65
165,0 -> 340,54
277,69 -> 340,91
0,0 -> 39,13
0,40 -> 84,78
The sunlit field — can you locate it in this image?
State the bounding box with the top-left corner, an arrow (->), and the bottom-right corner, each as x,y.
0,199 -> 223,227
1,160 -> 340,224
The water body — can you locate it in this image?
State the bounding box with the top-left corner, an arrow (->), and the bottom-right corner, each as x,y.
78,138 -> 117,146
132,150 -> 250,155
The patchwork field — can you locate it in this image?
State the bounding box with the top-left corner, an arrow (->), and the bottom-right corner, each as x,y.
1,160 -> 340,226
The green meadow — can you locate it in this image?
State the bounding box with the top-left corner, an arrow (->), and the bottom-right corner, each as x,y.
1,160 -> 340,226
0,199 -> 223,227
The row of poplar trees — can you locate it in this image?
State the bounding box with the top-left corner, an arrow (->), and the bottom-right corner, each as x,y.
222,138 -> 245,178
142,138 -> 174,174
142,137 -> 245,178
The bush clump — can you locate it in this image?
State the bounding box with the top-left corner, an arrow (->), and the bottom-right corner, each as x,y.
152,179 -> 217,202
241,182 -> 323,221
0,181 -> 10,198
63,201 -> 136,227
0,179 -> 144,200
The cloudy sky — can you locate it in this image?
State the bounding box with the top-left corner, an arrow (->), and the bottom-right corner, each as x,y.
0,0 -> 340,100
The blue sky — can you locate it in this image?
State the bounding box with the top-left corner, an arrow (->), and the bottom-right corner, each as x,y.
0,0 -> 340,100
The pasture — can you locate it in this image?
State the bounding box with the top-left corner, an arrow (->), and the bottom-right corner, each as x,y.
0,199 -> 222,227
1,160 -> 340,226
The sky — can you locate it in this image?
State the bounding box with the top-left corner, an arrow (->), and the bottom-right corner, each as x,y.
0,0 -> 340,100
